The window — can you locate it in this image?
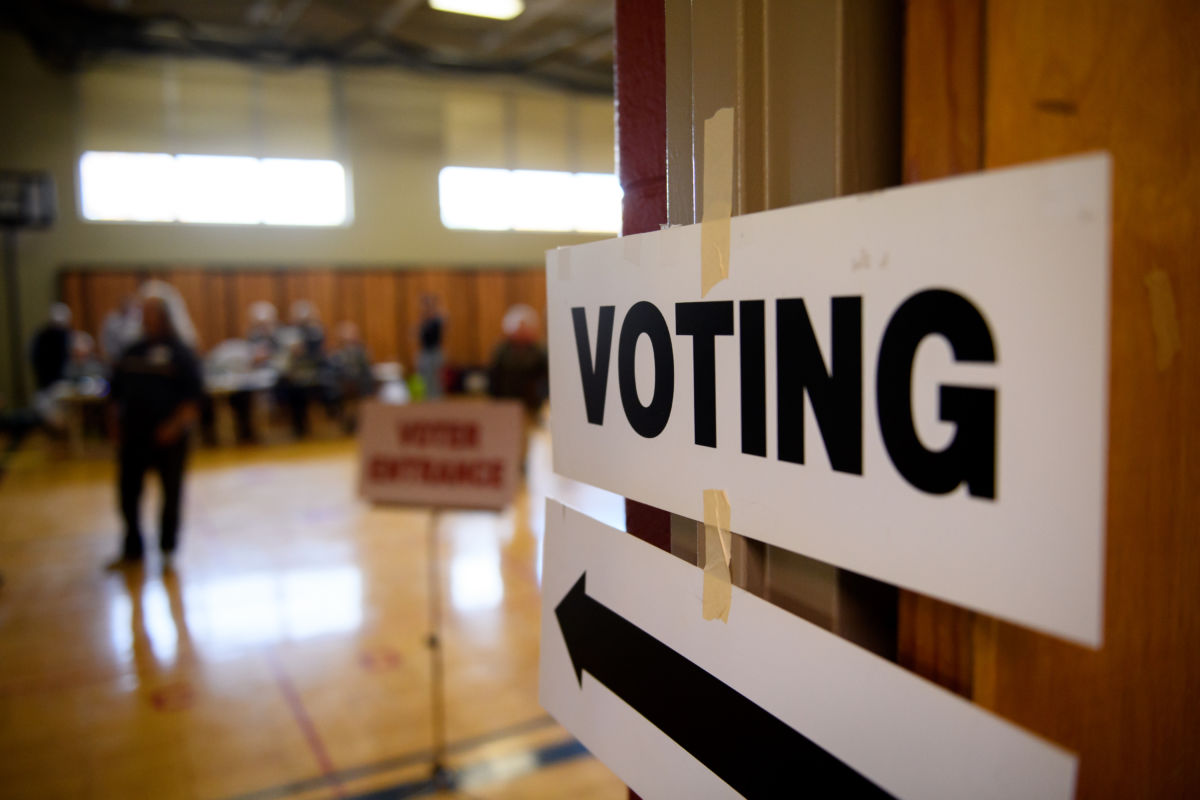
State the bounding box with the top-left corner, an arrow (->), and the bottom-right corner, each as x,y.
438,166 -> 621,233
79,151 -> 349,226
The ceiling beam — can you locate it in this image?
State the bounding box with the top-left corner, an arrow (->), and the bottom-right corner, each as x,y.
375,0 -> 424,33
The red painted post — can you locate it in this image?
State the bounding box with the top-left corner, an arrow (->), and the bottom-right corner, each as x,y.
614,0 -> 671,561
614,3 -> 669,797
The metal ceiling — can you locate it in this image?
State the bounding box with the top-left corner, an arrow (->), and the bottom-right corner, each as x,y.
0,0 -> 615,94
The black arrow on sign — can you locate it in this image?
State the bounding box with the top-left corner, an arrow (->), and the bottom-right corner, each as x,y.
555,573 -> 896,799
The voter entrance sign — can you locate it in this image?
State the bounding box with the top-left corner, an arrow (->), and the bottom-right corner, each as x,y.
546,154 -> 1111,646
357,399 -> 524,509
539,500 -> 1078,800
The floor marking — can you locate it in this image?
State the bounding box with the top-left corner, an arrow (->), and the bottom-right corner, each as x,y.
347,738 -> 589,800
265,646 -> 344,798
227,714 -> 558,800
148,681 -> 195,712
358,646 -> 403,673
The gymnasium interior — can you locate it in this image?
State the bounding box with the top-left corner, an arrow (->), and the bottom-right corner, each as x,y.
1,1 -> 626,797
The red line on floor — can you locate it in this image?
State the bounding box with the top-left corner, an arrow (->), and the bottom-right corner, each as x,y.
265,647 -> 344,798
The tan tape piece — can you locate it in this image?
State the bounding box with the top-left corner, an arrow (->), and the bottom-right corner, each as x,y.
1144,268 -> 1181,371
700,107 -> 734,298
701,488 -> 733,622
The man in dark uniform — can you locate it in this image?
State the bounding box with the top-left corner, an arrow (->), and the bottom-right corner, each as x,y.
108,296 -> 203,569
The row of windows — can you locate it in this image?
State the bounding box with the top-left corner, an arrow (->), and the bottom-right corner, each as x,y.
80,152 -> 349,226
438,166 -> 621,233
78,151 -> 622,233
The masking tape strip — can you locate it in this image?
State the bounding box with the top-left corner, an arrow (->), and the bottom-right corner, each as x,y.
700,107 -> 734,298
701,488 -> 733,622
1144,268 -> 1180,371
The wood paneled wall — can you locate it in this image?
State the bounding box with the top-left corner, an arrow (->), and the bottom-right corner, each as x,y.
58,267 -> 547,369
904,1 -> 1200,797
897,0 -> 984,700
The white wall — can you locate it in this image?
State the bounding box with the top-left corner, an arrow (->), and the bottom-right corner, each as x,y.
0,33 -> 615,401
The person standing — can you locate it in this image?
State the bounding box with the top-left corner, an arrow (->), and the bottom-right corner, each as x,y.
416,293 -> 445,400
108,291 -> 203,570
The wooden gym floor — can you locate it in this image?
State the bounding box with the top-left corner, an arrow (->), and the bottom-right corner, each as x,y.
0,426 -> 627,799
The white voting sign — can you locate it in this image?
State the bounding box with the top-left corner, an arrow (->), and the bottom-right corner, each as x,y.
539,500 -> 1077,800
546,154 -> 1110,646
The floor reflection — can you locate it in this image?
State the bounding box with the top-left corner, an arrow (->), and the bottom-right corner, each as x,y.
449,542 -> 505,613
188,566 -> 363,655
110,564 -> 364,666
0,428 -> 629,798
109,564 -> 193,686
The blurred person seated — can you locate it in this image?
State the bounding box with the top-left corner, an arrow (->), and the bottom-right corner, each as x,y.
64,331 -> 109,439
29,305 -> 101,434
326,321 -> 376,433
64,331 -> 108,384
107,284 -> 203,570
282,299 -> 325,359
99,294 -> 141,363
488,304 -> 548,417
202,301 -> 282,445
373,362 -> 411,405
277,323 -> 326,439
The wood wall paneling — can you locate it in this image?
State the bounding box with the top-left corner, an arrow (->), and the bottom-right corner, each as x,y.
899,0 -> 985,700
283,269 -> 338,336
207,272 -> 234,343
981,1 -> 1200,797
361,271 -> 400,363
85,272 -> 140,344
902,0 -> 983,184
60,272 -> 86,339
507,268 -> 548,331
232,272 -> 282,332
905,1 -> 1200,795
474,271 -> 510,365
57,267 -> 544,375
334,271 -> 367,348
444,271 -> 479,366
393,272 -> 414,368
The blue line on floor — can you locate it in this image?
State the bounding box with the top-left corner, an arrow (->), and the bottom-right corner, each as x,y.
228,715 -> 559,800
347,738 -> 590,800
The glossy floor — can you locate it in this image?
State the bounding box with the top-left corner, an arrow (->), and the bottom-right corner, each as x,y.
0,428 -> 627,799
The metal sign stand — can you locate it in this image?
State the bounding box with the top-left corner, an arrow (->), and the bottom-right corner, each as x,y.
426,508 -> 450,788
